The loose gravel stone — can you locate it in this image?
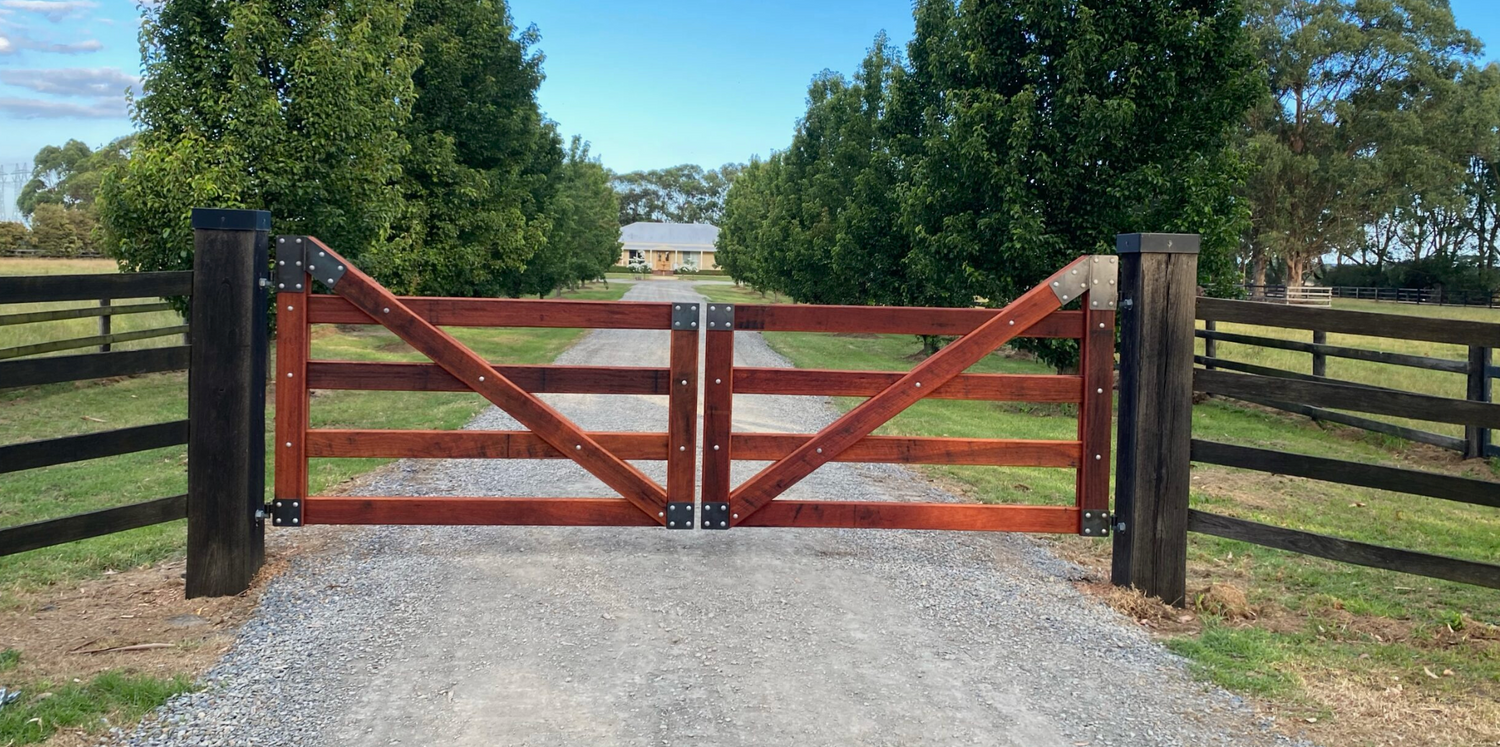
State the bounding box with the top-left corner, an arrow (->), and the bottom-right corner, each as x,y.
106,280 -> 1311,747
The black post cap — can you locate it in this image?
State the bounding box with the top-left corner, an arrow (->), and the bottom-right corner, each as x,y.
191,208 -> 271,232
1115,233 -> 1199,255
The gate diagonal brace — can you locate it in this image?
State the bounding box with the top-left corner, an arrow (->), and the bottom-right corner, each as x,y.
666,502 -> 694,529
1049,256 -> 1118,310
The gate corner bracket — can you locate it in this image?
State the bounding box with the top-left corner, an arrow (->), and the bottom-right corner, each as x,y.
268,498 -> 302,527
1080,510 -> 1110,537
706,304 -> 734,330
274,236 -> 307,292
671,303 -> 700,330
700,502 -> 729,530
1088,255 -> 1119,311
304,244 -> 347,290
666,502 -> 694,529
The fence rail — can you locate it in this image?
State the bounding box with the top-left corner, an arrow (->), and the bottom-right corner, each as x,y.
1331,286 -> 1499,308
1245,284 -> 1333,306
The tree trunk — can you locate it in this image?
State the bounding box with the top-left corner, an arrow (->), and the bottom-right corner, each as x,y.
1286,254 -> 1307,288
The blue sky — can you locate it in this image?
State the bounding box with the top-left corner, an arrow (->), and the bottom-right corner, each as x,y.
0,0 -> 1497,173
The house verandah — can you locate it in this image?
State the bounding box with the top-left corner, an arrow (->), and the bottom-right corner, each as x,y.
617,222 -> 720,273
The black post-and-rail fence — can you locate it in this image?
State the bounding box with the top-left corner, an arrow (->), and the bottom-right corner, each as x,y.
1,209 -> 268,597
1,214 -> 1497,602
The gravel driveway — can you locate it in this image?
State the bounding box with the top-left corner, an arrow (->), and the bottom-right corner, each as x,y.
111,279 -> 1302,747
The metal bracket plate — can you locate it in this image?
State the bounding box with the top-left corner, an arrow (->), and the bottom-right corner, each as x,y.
671,303 -> 700,331
1086,256 -> 1118,311
666,502 -> 694,529
700,502 -> 729,530
274,237 -> 307,292
1081,510 -> 1110,537
706,304 -> 734,331
305,245 -> 347,289
268,498 -> 302,527
1050,258 -> 1118,311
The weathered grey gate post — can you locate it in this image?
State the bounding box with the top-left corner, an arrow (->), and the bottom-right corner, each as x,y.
186,208 -> 270,598
1110,233 -> 1199,606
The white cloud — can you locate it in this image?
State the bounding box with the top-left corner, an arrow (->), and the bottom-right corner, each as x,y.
0,34 -> 12,54
0,67 -> 136,96
0,29 -> 101,54
0,95 -> 125,118
0,1 -> 98,23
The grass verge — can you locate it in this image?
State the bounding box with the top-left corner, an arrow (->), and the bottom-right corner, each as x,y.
696,283 -> 1500,746
0,661 -> 194,747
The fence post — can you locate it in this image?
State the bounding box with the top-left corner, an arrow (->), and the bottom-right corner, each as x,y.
1468,346 -> 1493,460
1111,233 -> 1199,606
98,298 -> 111,352
1312,330 -> 1327,378
186,208 -> 270,598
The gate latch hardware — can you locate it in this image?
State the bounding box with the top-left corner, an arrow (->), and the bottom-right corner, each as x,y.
1081,510 -> 1110,537
665,502 -> 693,529
671,303 -> 700,330
268,499 -> 302,527
701,502 -> 729,530
706,304 -> 734,330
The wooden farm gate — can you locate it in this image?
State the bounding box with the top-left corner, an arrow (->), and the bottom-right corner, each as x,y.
270,235 -> 1117,536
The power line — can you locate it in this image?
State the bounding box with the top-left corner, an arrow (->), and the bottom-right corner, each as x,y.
0,164 -> 31,224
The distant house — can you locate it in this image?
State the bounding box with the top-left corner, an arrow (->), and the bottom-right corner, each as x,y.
618,222 -> 719,273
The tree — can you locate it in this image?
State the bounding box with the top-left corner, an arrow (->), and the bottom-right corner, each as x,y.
511,137 -> 621,297
0,222 -> 29,255
613,163 -> 741,225
1242,0 -> 1483,285
99,0 -> 415,274
363,0 -> 564,297
29,203 -> 83,257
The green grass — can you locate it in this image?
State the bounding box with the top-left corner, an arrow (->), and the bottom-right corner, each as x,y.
0,270 -> 629,600
1203,298 -> 1499,439
0,667 -> 194,746
1,258 -> 187,357
695,282 -> 1500,729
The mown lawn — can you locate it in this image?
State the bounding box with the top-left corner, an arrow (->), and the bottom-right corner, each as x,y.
697,282 -> 1500,746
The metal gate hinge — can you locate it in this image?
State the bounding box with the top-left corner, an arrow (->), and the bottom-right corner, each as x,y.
1081,510 -> 1110,537
268,498 -> 302,527
665,502 -> 693,529
701,502 -> 729,530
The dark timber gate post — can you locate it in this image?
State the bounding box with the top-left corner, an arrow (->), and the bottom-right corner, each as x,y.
186,208 -> 270,598
1110,233 -> 1199,606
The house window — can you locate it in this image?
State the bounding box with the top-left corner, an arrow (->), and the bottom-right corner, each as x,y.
628,249 -> 643,262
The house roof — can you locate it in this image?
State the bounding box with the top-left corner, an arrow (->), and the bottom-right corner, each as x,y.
620,222 -> 719,249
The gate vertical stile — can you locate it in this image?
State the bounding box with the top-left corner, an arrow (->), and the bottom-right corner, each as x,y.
272,237 -> 311,528
667,305 -> 701,528
1077,258 -> 1118,537
701,305 -> 735,524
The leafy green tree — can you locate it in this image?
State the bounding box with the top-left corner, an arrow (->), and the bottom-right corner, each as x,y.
365,0 -> 563,297
614,164 -> 741,225
511,137 -> 621,297
0,222 -> 29,255
29,203 -> 84,257
18,138 -> 132,217
1242,0 -> 1482,285
99,0 -> 415,273
899,0 -> 1259,310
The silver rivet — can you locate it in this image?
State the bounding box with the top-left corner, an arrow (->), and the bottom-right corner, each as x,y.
1099,323 -> 1106,328
1052,281 -> 1059,287
675,305 -> 681,310
1097,388 -> 1104,394
816,448 -> 823,454
295,260 -> 301,267
1084,528 -> 1092,535
720,521 -> 727,528
710,305 -> 717,310
287,305 -> 294,311
278,259 -> 285,265
285,442 -> 292,448
278,283 -> 285,289
675,322 -> 681,327
680,379 -> 688,385
296,283 -> 302,289
319,251 -> 325,257
914,382 -> 922,388
713,445 -> 720,451
479,376 -> 485,382
296,239 -> 303,244
383,307 -> 390,314
1009,320 -> 1014,326
1095,454 -> 1102,460
339,265 -> 344,271
292,518 -> 299,525
715,378 -> 722,384
710,322 -> 716,327
679,446 -> 686,451
669,521 -> 676,527
575,445 -> 582,450
279,239 -> 285,245
691,322 -> 698,328
658,511 -> 665,517
1071,270 -> 1077,275
732,513 -> 739,519
1062,294 -> 1069,300
287,373 -> 293,378
1092,257 -> 1098,263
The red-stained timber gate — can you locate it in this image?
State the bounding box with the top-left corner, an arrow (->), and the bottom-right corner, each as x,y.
270,235 -> 1116,538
